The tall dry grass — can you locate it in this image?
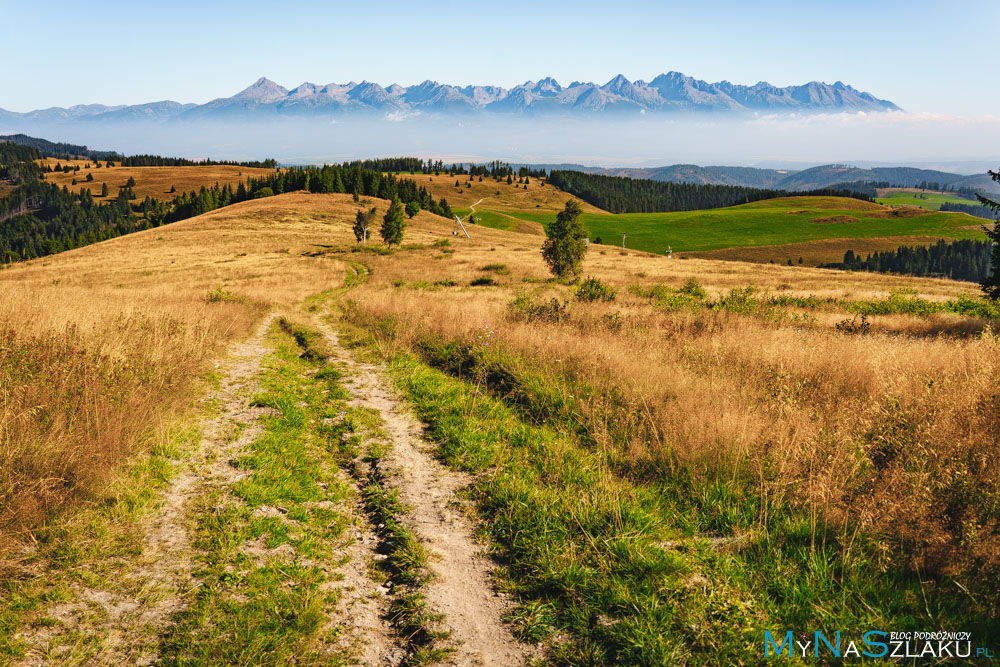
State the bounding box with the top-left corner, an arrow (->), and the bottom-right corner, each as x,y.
342,234 -> 999,579
0,192 -> 391,543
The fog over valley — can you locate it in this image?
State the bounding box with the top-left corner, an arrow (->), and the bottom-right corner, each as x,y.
4,112 -> 998,170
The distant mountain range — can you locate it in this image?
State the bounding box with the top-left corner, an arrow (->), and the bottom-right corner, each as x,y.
0,73 -> 901,121
535,163 -> 998,194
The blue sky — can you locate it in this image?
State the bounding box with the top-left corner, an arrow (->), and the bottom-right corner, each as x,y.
1,0 -> 997,115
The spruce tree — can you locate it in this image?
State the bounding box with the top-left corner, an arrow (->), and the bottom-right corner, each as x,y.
380,198 -> 406,248
541,200 -> 588,278
978,170 -> 1000,298
100,182 -> 109,197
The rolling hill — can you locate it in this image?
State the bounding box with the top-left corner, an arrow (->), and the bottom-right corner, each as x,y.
591,163 -> 1000,193
2,189 -> 998,663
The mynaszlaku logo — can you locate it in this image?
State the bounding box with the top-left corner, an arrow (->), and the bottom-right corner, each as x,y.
764,631 -> 994,660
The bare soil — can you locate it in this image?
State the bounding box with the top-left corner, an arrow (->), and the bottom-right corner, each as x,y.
315,318 -> 531,666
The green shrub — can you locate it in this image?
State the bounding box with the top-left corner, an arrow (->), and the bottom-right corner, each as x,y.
510,293 -> 569,322
470,277 -> 496,287
206,286 -> 247,304
480,263 -> 510,275
575,277 -> 616,302
679,278 -> 708,299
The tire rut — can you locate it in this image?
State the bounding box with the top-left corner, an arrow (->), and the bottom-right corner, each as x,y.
316,318 -> 530,667
13,314 -> 278,666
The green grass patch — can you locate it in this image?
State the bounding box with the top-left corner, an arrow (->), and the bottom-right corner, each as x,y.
158,326 -> 354,666
500,196 -> 986,255
876,190 -> 981,211
0,423 -> 202,663
340,311 -> 1000,664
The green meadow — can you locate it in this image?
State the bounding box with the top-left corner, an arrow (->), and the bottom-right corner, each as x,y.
484,196 -> 985,255
875,189 -> 980,211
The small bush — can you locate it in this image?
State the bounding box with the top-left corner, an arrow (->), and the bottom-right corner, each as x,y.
836,314 -> 871,335
480,263 -> 510,275
470,277 -> 496,287
206,286 -> 247,304
679,278 -> 708,299
433,238 -> 451,248
575,277 -> 616,302
510,293 -> 569,323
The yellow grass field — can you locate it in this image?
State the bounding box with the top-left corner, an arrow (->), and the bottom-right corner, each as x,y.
1,191 -> 988,540
398,171 -> 605,212
2,192 -> 998,662
38,158 -> 278,201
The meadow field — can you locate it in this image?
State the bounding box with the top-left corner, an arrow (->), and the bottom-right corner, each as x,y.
38,158 -> 277,201
876,187 -> 981,211
459,193 -> 987,266
1,189 -> 998,664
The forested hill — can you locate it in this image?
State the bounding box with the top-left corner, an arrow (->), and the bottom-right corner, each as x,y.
0,134 -> 120,161
0,146 -> 456,262
547,170 -> 874,214
588,163 -> 1000,195
829,239 -> 993,283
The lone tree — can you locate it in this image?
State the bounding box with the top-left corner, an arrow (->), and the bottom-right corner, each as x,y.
542,200 -> 588,277
100,182 -> 109,197
978,170 -> 1000,298
380,198 -> 406,248
353,206 -> 377,244
404,201 -> 420,218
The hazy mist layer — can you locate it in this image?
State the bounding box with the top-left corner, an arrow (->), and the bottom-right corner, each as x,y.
2,113 -> 998,172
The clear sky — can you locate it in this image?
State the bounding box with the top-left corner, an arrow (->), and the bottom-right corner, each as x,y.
1,0 -> 997,115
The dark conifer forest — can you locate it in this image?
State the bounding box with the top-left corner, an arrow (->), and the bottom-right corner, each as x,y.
547,170 -> 874,213
828,239 -> 993,283
0,147 -> 457,262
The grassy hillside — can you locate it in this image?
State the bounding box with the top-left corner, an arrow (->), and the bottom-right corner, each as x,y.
504,195 -> 984,255
876,187 -> 981,210
39,158 -> 278,201
397,171 -> 605,212
3,191 -> 999,663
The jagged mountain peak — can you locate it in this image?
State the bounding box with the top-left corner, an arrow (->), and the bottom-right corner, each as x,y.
233,77 -> 289,103
3,73 -> 902,122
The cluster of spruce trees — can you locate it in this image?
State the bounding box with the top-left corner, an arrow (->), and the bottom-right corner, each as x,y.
547,170 -> 874,214
940,202 -> 997,220
120,155 -> 278,168
0,143 -> 42,182
0,134 -> 119,161
336,157 -> 546,180
831,239 -> 993,283
249,165 -> 454,217
0,155 -> 464,262
0,181 -> 142,261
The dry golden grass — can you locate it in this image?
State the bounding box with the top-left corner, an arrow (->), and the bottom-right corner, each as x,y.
334,224 -> 998,576
683,235 -> 957,266
397,171 -> 606,213
760,195 -> 884,211
38,159 -> 277,202
0,192 -> 417,541
3,189 -> 997,579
